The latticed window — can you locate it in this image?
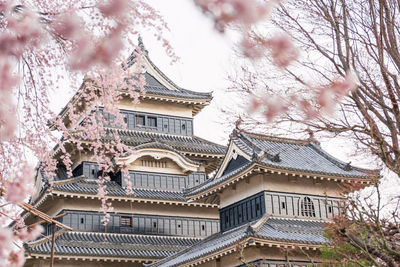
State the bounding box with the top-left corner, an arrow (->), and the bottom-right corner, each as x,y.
120,216 -> 132,227
300,197 -> 316,217
148,116 -> 157,127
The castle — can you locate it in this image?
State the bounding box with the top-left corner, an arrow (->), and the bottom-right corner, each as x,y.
22,42 -> 378,267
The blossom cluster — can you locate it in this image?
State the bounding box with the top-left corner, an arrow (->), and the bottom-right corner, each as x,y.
248,72 -> 358,122
0,0 -> 174,265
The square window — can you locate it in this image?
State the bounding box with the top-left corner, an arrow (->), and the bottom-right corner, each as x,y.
136,115 -> 145,126
148,116 -> 157,127
120,216 -> 132,227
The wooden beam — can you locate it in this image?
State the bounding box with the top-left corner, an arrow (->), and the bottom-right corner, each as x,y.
50,223 -> 56,267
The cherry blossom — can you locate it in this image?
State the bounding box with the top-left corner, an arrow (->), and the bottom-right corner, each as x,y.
0,0 -> 175,262
264,35 -> 299,68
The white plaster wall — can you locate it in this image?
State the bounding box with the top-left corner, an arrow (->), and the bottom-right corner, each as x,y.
220,172 -> 341,208
118,98 -> 193,118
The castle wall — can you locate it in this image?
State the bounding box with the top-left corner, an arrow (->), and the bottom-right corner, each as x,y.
31,197 -> 219,223
220,172 -> 341,208
118,98 -> 193,118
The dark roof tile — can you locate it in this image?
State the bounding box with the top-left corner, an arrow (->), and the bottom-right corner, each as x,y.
27,231 -> 201,260
149,217 -> 327,267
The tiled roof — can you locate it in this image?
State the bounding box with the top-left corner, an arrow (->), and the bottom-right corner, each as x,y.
149,217 -> 327,267
114,129 -> 226,155
126,38 -> 212,101
186,131 -> 377,198
27,231 -> 201,260
53,178 -> 186,201
142,73 -> 212,100
236,132 -> 376,178
185,162 -> 253,196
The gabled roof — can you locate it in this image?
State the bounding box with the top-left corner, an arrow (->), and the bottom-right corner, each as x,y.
149,216 -> 327,267
185,130 -> 379,200
26,231 -> 201,262
229,130 -> 378,179
123,38 -> 212,115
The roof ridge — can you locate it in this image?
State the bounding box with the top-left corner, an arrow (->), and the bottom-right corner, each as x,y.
240,131 -> 311,146
127,38 -> 213,97
52,176 -> 85,186
308,143 -> 380,175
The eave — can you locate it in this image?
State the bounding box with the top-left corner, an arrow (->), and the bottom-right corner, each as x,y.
187,163 -> 375,202
174,237 -> 321,267
27,254 -> 156,264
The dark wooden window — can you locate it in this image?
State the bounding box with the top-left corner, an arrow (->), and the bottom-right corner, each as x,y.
136,115 -> 145,126
219,191 -> 265,232
148,116 -> 157,127
300,197 -> 316,217
120,216 -> 132,227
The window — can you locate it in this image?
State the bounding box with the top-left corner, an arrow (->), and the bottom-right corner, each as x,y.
219,192 -> 265,232
153,222 -> 157,228
148,116 -> 157,127
201,225 -> 205,231
328,206 -> 332,213
300,197 -> 316,217
80,218 -> 84,224
136,115 -> 145,126
281,202 -> 286,209
181,124 -> 186,130
120,216 -> 132,227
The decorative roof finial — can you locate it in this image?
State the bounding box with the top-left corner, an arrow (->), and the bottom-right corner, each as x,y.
344,161 -> 353,171
137,35 -> 148,54
272,153 -> 281,162
306,128 -> 320,145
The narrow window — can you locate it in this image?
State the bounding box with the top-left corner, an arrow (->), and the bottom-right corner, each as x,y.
300,197 -> 316,217
182,124 -> 186,130
201,225 -> 205,231
153,222 -> 157,228
120,216 -> 133,227
80,218 -> 84,224
282,202 -> 286,209
328,206 -> 332,213
136,115 -> 145,126
148,116 -> 157,127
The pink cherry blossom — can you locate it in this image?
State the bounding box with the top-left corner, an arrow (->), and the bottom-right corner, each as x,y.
9,250 -> 25,267
5,165 -> 34,204
263,96 -> 289,122
0,228 -> 13,264
99,0 -> 128,17
264,35 -> 299,68
15,225 -> 44,242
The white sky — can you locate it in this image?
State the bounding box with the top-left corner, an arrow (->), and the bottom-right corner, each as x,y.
140,0 -> 236,145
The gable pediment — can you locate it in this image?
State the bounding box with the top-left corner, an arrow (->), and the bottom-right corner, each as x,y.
118,146 -> 200,173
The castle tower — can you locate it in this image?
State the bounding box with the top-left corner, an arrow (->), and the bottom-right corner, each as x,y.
23,42 -> 226,267
151,130 -> 379,266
